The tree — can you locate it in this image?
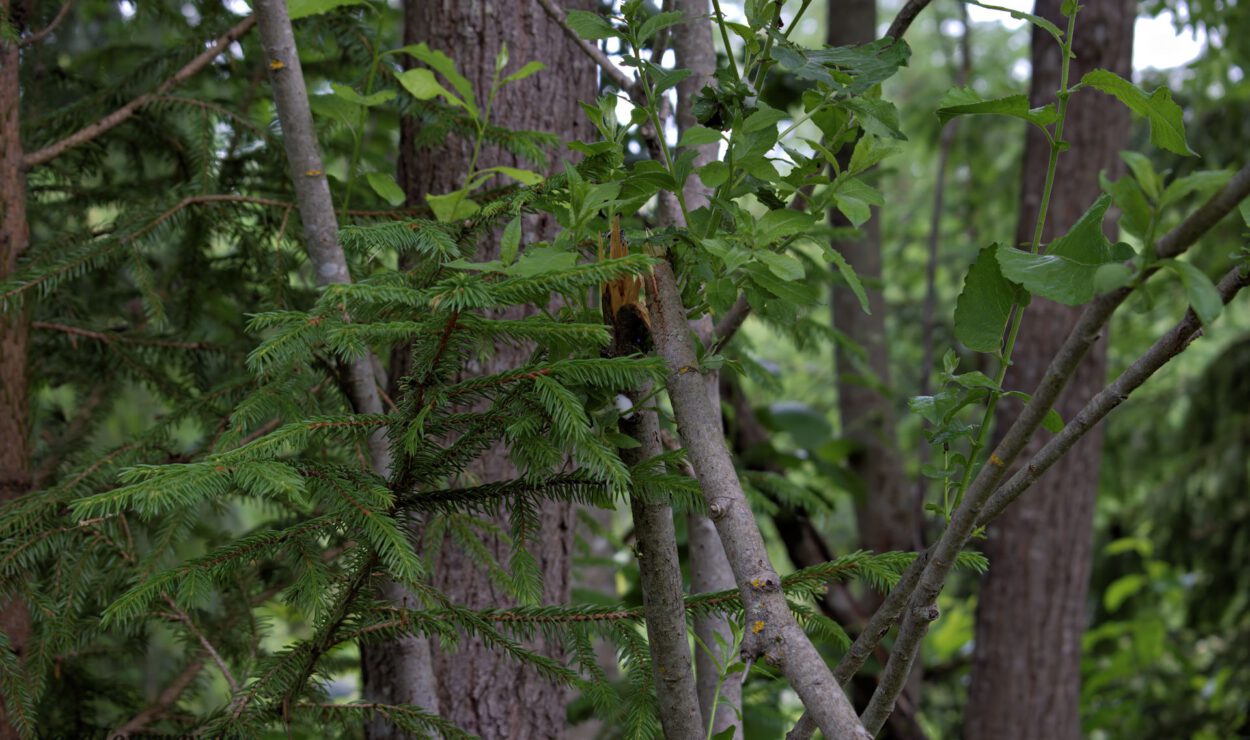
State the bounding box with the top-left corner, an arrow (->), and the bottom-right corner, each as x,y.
966,2 -> 1135,737
381,2 -> 599,736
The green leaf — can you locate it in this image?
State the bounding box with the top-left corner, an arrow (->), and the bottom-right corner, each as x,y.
653,68 -> 693,94
1104,574 -> 1146,612
503,61 -> 546,84
1003,391 -> 1065,432
1079,70 -> 1195,156
396,43 -> 478,116
755,210 -> 817,246
743,104 -> 788,133
936,87 -> 1058,128
698,161 -> 729,188
1120,151 -> 1161,201
678,125 -> 723,149
1092,262 -> 1136,294
288,0 -> 366,20
331,83 -> 396,108
756,251 -> 806,281
996,195 -> 1118,305
747,265 -> 820,305
825,247 -> 870,314
478,166 -> 544,186
565,9 -> 618,40
706,277 -> 737,314
843,97 -> 905,140
365,172 -> 406,206
1159,169 -> 1232,208
426,191 -> 479,222
830,178 -> 883,228
1100,172 -> 1152,239
637,10 -> 686,43
951,371 -> 1000,391
967,1 -> 1064,43
500,216 -> 523,265
848,135 -> 902,175
396,68 -> 467,112
955,246 -> 1028,353
1158,259 -> 1223,325
504,245 -> 578,277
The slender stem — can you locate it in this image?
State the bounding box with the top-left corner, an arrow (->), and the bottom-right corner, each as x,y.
949,8 -> 1078,514
709,0 -> 741,83
341,50 -> 383,219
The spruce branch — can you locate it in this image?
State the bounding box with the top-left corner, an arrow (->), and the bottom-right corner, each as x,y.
22,15 -> 257,168
17,0 -> 73,48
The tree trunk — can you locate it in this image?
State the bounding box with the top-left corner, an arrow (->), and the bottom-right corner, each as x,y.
381,2 -> 596,737
0,4 -> 33,737
965,2 -> 1134,738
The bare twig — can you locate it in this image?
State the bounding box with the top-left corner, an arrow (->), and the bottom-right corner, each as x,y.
32,321 -> 214,350
162,596 -> 241,694
18,0 -> 73,47
23,15 -> 256,168
110,658 -> 206,737
885,0 -> 936,41
711,293 -> 751,353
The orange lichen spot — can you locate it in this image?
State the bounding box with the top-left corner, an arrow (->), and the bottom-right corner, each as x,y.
304,169 -> 323,177
752,620 -> 766,635
751,578 -> 766,589
989,454 -> 1005,467
269,59 -> 285,70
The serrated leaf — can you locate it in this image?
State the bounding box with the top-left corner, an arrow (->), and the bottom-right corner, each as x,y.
743,105 -> 788,133
1159,259 -> 1223,325
1079,70 -> 1195,156
366,172 -> 406,206
936,87 -> 1058,128
848,135 -> 902,175
698,161 -> 729,188
996,195 -> 1118,305
843,97 -> 905,139
756,251 -> 806,281
826,247 -> 869,314
653,67 -> 693,94
955,245 -> 1028,353
1120,151 -> 1161,201
747,265 -> 820,305
755,210 -> 817,246
566,9 -> 618,40
1159,169 -> 1232,208
1100,172 -> 1152,239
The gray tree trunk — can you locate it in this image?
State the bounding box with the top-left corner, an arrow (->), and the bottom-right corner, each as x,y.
965,2 -> 1135,738
376,2 -> 596,737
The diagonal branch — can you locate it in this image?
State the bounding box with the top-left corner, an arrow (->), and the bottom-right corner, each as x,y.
885,0 -> 935,41
535,0 -> 639,95
19,0 -> 74,47
22,15 -> 256,169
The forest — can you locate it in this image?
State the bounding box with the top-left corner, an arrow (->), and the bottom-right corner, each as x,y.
0,0 -> 1248,737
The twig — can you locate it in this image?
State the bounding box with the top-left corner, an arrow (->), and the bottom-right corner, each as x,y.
23,15 -> 256,168
885,0 -> 935,41
710,293 -> 751,353
162,596 -> 241,694
827,158 -> 1250,717
31,321 -> 214,350
535,0 -> 638,94
977,266 -> 1250,525
18,0 -> 73,47
110,658 -> 206,738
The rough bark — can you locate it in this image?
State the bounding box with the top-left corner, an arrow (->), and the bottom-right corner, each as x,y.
965,2 -> 1135,738
387,2 -> 596,737
648,259 -> 870,740
621,384 -> 702,740
671,4 -> 744,734
0,4 -> 32,737
253,1 -> 441,731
